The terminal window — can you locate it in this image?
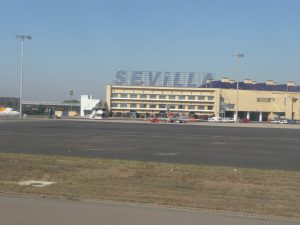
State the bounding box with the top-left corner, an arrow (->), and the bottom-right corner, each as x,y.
257,98 -> 275,102
130,94 -> 137,98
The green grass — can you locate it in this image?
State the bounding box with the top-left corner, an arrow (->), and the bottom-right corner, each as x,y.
0,153 -> 300,218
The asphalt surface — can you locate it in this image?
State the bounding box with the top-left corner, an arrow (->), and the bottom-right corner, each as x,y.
1,119 -> 300,170
1,194 -> 299,225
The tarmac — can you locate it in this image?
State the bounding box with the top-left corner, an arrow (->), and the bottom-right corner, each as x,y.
1,194 -> 299,225
1,118 -> 300,170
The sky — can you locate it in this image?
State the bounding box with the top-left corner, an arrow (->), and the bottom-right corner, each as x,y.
1,0 -> 300,101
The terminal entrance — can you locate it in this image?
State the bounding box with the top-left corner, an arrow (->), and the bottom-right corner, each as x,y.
225,111 -> 269,122
225,111 -> 234,118
248,112 -> 269,122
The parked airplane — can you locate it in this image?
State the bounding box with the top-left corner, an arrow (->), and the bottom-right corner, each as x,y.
0,107 -> 20,116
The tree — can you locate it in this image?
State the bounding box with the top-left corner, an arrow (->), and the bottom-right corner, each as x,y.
37,105 -> 46,114
63,100 -> 79,103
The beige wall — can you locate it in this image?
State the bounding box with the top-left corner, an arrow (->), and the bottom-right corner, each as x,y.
221,89 -> 300,119
106,85 -> 111,110
106,85 -> 300,120
106,85 -> 219,116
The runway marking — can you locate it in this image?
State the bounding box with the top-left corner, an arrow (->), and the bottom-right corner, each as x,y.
18,180 -> 56,187
155,153 -> 178,156
4,128 -> 300,142
212,142 -> 226,145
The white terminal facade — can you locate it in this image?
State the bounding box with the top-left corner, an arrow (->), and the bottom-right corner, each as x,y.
106,71 -> 300,121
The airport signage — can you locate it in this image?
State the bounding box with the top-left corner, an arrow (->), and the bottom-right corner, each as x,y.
113,70 -> 213,87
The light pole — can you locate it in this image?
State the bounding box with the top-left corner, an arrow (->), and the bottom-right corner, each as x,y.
16,34 -> 32,118
69,90 -> 74,111
232,53 -> 244,123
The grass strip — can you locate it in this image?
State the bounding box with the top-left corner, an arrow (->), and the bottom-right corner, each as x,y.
0,153 -> 299,218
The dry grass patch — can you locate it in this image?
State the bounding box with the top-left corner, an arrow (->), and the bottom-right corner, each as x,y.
0,153 -> 299,218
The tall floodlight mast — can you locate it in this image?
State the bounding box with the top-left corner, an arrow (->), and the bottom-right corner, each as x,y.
16,34 -> 32,118
232,53 -> 244,123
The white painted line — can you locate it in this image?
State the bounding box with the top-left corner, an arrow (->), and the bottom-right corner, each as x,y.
213,142 -> 226,145
18,180 -> 56,187
155,153 -> 178,156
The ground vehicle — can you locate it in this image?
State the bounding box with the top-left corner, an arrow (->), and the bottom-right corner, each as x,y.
271,117 -> 287,124
89,109 -> 104,120
271,119 -> 297,124
208,117 -> 234,122
150,112 -> 194,123
0,107 -> 20,116
169,114 -> 188,123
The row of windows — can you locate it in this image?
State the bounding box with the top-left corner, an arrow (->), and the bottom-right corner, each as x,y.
111,93 -> 214,101
112,101 -> 214,105
111,103 -> 214,110
257,98 -> 275,102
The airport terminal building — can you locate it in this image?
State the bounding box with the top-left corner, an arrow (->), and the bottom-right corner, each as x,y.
106,70 -> 300,121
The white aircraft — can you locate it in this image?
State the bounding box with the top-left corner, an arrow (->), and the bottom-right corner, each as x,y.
0,107 -> 20,116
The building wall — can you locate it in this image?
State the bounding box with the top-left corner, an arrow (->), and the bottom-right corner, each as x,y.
107,85 -> 300,120
221,89 -> 300,120
106,85 -> 220,117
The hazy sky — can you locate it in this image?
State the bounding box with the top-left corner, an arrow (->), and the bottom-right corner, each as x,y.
1,0 -> 300,101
